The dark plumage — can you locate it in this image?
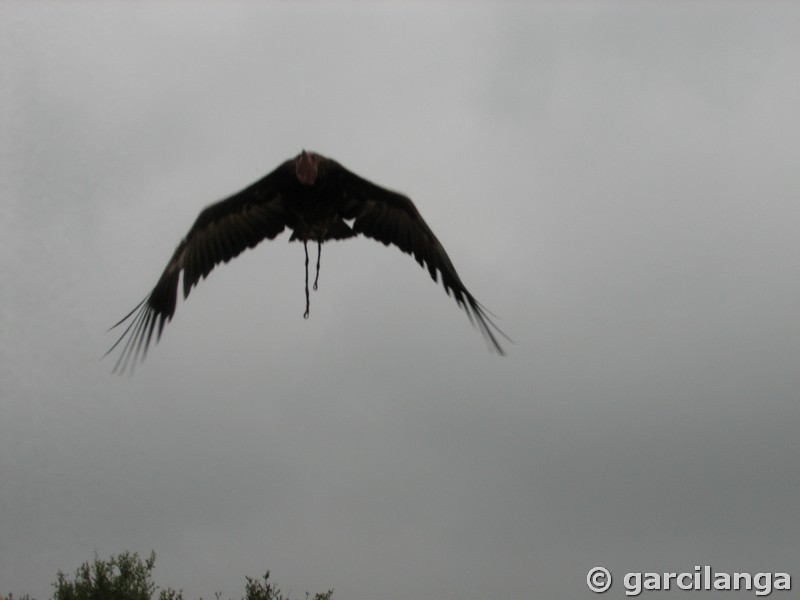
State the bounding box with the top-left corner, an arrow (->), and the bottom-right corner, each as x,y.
107,150 -> 508,372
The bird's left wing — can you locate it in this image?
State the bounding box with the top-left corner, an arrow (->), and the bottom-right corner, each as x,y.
331,165 -> 510,354
107,164 -> 293,373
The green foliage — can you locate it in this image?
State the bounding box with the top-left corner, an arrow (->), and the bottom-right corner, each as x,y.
242,572 -> 332,600
6,551 -> 332,600
50,551 -> 167,600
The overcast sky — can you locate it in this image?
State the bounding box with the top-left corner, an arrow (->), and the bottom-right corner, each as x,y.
2,3 -> 800,599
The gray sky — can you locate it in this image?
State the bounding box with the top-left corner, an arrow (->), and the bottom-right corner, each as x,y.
2,3 -> 800,599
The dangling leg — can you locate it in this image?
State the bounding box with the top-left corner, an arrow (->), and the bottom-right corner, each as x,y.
313,241 -> 321,291
303,241 -> 310,319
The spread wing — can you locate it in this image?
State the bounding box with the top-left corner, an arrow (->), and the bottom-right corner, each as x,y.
332,165 -> 510,354
107,164 -> 292,373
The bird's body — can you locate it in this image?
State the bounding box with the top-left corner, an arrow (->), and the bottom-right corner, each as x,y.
108,150 -> 507,372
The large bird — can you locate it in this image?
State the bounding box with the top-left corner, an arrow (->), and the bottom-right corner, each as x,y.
107,150 -> 508,372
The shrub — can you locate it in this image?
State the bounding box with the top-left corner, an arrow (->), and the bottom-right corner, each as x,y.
6,551 -> 332,600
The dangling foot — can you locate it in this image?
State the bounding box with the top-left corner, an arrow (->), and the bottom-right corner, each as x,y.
313,241 -> 321,291
303,241 -> 310,319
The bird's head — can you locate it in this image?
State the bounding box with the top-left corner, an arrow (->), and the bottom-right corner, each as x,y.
295,150 -> 319,186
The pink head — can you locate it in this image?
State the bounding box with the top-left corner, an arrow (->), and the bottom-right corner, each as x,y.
295,150 -> 319,185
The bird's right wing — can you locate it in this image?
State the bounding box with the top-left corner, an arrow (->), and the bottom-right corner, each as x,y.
331,165 -> 510,355
107,164 -> 293,373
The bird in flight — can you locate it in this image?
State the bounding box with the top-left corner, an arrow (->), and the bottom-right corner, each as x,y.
107,150 -> 508,372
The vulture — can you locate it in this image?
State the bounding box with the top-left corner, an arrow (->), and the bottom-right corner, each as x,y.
107,150 -> 508,372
